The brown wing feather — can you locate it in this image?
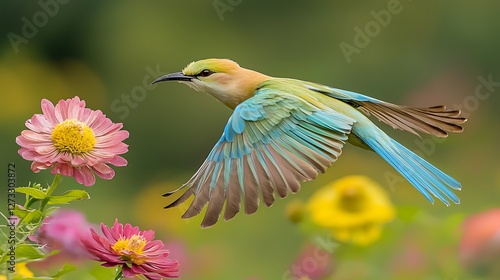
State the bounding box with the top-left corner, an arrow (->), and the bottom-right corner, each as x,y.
358,102 -> 466,138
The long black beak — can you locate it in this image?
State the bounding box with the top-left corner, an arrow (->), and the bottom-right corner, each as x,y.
150,72 -> 193,85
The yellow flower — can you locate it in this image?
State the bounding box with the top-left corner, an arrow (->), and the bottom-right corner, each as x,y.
16,263 -> 34,277
2,262 -> 35,279
307,175 -> 395,245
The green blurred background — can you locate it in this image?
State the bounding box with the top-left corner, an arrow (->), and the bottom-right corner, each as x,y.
1,0 -> 499,279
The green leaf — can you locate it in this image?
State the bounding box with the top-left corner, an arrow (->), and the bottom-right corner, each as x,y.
24,209 -> 43,223
0,251 -> 12,264
15,244 -> 45,261
16,187 -> 46,199
47,190 -> 90,205
13,204 -> 28,219
51,264 -> 77,278
44,206 -> 60,216
14,205 -> 43,223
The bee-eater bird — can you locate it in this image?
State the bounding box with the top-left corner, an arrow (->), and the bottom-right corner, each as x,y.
151,58 -> 466,228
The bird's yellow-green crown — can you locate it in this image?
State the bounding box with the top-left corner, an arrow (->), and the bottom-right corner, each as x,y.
182,59 -> 240,76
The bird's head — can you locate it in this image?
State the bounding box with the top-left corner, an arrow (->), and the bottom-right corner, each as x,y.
152,58 -> 270,109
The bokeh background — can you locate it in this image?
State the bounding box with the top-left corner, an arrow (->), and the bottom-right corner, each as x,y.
1,0 -> 499,279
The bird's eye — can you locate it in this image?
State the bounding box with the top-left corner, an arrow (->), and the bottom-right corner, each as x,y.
199,69 -> 213,77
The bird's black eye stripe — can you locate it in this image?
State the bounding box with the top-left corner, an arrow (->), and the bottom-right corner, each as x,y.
198,69 -> 213,77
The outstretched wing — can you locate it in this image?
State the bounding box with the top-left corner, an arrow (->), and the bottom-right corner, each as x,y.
165,86 -> 355,228
303,82 -> 466,138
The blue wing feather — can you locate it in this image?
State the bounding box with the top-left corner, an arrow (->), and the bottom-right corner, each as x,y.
362,131 -> 460,205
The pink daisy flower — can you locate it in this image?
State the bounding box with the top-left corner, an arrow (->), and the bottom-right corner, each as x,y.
16,96 -> 128,186
82,220 -> 180,279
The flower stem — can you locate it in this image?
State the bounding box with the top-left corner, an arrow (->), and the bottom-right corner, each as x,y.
25,197 -> 37,209
114,267 -> 124,280
46,173 -> 62,197
40,173 -> 62,212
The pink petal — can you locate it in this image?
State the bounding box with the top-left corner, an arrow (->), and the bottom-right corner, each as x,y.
110,220 -> 124,238
123,223 -> 140,237
141,230 -> 155,241
90,162 -> 113,175
96,130 -> 129,146
34,149 -> 61,164
73,166 -> 96,186
21,130 -> 50,142
101,223 -> 119,243
26,114 -> 53,133
71,155 -> 86,166
108,155 -> 128,167
95,170 -> 115,180
41,99 -> 58,125
122,266 -> 139,278
52,162 -> 74,177
54,99 -> 68,123
31,161 -> 51,173
34,145 -> 57,155
78,107 -> 93,123
18,148 -> 39,161
67,96 -> 84,120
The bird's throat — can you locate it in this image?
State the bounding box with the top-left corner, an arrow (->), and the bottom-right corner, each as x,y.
210,69 -> 271,109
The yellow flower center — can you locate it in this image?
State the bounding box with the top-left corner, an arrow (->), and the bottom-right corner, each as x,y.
339,185 -> 367,213
112,234 -> 147,265
51,119 -> 96,154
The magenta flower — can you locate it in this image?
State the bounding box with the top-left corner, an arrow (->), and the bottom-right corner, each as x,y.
82,220 -> 180,279
16,96 -> 128,186
29,210 -> 94,267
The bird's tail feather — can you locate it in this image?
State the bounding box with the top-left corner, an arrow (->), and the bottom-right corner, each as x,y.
362,135 -> 461,205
